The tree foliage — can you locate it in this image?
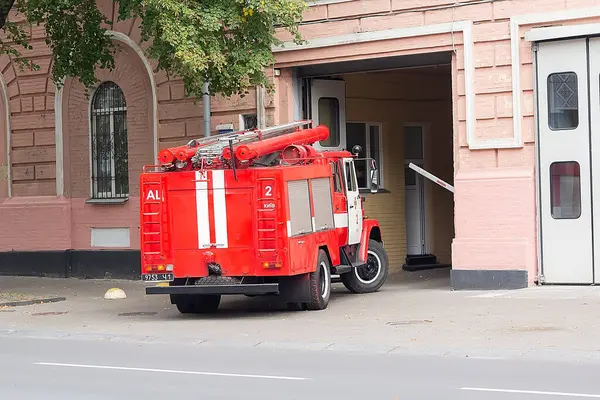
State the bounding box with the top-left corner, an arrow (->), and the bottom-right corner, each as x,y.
0,0 -> 306,98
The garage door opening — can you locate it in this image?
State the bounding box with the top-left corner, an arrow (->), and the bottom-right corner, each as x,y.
293,54 -> 455,286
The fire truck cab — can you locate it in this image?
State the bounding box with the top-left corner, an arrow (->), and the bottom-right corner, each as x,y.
141,121 -> 389,313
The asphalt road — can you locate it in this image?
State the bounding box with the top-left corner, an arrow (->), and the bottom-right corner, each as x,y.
1,335 -> 600,399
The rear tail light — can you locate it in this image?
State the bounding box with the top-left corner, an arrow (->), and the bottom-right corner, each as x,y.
263,261 -> 283,269
144,264 -> 174,272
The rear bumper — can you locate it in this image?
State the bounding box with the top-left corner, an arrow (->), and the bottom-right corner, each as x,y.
146,283 -> 279,296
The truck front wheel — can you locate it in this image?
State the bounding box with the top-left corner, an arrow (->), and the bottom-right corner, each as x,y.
341,240 -> 389,294
173,294 -> 221,314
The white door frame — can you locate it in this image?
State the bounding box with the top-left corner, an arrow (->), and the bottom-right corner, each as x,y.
404,123 -> 430,255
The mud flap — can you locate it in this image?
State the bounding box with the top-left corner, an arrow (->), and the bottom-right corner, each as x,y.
277,273 -> 312,302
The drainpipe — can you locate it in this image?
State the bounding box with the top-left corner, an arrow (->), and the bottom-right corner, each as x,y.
256,85 -> 266,129
203,80 -> 210,137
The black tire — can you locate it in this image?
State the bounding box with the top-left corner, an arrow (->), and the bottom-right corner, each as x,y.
341,240 -> 389,294
285,302 -> 306,311
174,295 -> 221,314
174,299 -> 197,314
306,249 -> 332,311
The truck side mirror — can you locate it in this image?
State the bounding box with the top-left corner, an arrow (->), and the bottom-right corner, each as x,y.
369,159 -> 379,193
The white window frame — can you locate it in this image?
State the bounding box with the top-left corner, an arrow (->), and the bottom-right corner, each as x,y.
88,83 -> 128,200
346,120 -> 384,190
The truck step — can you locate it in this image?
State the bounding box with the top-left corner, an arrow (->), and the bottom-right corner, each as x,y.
332,265 -> 352,275
402,263 -> 451,272
405,254 -> 437,266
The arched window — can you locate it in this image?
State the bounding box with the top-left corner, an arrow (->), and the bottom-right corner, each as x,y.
90,81 -> 128,199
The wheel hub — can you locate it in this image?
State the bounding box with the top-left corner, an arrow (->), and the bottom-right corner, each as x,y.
355,251 -> 381,284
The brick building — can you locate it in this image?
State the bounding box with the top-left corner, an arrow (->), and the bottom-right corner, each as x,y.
0,0 -> 597,288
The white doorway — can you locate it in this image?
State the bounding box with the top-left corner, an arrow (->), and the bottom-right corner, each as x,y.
404,125 -> 427,256
536,37 -> 600,284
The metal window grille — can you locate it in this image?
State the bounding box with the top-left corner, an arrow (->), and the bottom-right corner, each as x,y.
90,81 -> 129,199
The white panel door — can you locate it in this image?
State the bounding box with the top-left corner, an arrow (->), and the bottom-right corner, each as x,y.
310,79 -> 347,151
588,37 -> 600,283
537,39 -> 593,284
405,165 -> 425,255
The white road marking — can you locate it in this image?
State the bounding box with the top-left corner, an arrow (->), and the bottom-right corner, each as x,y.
461,387 -> 600,398
35,362 -> 309,381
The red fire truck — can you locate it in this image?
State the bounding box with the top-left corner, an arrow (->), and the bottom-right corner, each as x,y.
140,120 -> 389,313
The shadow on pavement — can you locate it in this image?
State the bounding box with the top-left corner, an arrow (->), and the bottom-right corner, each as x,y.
386,267 -> 451,290
160,268 -> 452,320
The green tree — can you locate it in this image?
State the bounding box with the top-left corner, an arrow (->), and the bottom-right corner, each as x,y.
0,0 -> 306,97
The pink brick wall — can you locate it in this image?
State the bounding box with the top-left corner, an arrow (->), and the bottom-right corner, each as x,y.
0,0 -> 263,252
62,41 -> 154,199
270,0 -> 600,283
2,0 -> 600,277
0,73 -> 7,199
0,196 -> 72,251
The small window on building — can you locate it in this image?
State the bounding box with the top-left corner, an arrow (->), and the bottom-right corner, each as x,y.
550,161 -> 581,219
90,81 -> 128,199
242,114 -> 258,130
404,126 -> 424,160
548,72 -> 579,130
346,122 -> 384,190
318,97 -> 340,147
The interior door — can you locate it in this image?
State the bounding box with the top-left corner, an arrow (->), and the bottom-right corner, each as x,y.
310,78 -> 346,151
537,38 -> 593,284
343,158 -> 362,245
588,37 -> 600,283
405,165 -> 425,255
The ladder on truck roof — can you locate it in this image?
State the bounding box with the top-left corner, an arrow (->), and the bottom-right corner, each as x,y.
189,120 -> 314,159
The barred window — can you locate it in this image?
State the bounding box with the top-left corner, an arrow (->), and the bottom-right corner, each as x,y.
90,82 -> 129,199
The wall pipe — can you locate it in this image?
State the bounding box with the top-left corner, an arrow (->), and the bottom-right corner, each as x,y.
203,80 -> 211,137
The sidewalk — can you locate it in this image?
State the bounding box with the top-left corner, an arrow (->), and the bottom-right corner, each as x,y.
2,269 -> 600,362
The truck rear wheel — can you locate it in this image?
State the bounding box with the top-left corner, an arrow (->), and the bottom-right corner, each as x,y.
306,249 -> 332,310
341,240 -> 389,294
173,294 -> 221,314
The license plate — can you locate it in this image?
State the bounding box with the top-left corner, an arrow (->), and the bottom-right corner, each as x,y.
142,273 -> 173,282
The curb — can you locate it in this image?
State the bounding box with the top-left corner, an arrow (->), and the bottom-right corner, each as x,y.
0,297 -> 67,308
2,327 -> 600,365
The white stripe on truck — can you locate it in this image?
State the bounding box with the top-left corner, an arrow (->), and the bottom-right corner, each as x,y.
212,170 -> 229,249
195,170 -> 211,248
